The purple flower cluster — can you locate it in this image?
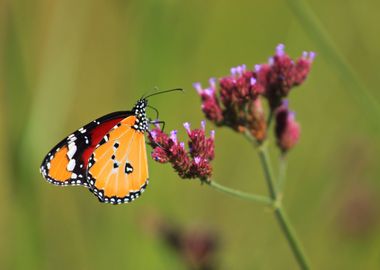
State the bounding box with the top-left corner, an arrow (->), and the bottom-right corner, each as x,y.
194,44 -> 314,149
194,69 -> 266,141
148,121 -> 215,181
257,44 -> 315,109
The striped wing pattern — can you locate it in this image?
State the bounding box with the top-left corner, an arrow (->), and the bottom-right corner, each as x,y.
40,112 -> 129,187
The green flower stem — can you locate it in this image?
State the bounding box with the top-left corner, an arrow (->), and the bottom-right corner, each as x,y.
257,142 -> 310,270
274,206 -> 310,270
206,180 -> 273,207
278,154 -> 287,196
257,142 -> 277,198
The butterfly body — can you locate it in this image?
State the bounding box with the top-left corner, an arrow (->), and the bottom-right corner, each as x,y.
40,99 -> 150,205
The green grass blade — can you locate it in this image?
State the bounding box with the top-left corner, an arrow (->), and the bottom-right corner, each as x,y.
286,0 -> 380,126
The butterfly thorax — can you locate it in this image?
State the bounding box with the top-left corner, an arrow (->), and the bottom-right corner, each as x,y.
132,99 -> 148,133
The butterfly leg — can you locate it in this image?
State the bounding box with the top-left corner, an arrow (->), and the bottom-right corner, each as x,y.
149,120 -> 165,131
147,105 -> 159,120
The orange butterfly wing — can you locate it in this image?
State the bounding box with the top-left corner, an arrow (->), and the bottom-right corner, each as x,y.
40,111 -> 131,187
87,115 -> 149,204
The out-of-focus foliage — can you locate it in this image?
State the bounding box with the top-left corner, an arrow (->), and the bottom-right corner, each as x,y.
1,0 -> 380,269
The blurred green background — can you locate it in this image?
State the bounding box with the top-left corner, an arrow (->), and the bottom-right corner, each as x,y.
1,0 -> 380,269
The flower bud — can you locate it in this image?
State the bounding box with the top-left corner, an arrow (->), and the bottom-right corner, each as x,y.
246,98 -> 267,142
275,101 -> 301,152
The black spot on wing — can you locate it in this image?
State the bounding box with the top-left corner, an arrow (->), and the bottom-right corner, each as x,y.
125,162 -> 133,174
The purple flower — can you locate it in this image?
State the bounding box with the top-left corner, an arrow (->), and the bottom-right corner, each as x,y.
148,121 -> 215,181
193,82 -> 224,125
193,44 -> 314,144
293,51 -> 315,86
194,65 -> 266,140
255,44 -> 315,109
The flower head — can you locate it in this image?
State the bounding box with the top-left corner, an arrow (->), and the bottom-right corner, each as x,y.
274,100 -> 301,153
255,44 -> 315,109
193,82 -> 224,125
194,44 -> 314,143
194,66 -> 267,141
149,121 -> 215,181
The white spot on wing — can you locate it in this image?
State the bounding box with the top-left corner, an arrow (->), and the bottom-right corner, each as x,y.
67,143 -> 77,159
67,159 -> 76,171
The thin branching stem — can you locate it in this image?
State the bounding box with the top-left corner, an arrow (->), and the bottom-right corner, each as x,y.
256,141 -> 310,270
274,207 -> 310,270
206,180 -> 273,206
257,142 -> 277,199
277,154 -> 287,196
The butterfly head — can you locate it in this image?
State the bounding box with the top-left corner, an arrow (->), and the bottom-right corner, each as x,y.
132,98 -> 149,133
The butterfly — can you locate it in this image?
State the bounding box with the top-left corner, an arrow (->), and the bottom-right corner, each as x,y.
40,89 -> 181,205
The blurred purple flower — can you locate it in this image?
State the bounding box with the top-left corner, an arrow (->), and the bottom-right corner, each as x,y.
141,212 -> 219,270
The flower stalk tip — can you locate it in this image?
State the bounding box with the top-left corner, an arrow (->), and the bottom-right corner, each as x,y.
276,43 -> 285,56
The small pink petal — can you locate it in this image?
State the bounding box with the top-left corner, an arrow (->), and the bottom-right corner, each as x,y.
201,120 -> 206,130
276,43 -> 285,56
230,67 -> 237,76
183,122 -> 191,133
268,57 -> 274,66
209,77 -> 217,88
170,130 -> 178,143
309,51 -> 316,61
193,82 -> 203,94
194,157 -> 201,164
254,64 -> 261,72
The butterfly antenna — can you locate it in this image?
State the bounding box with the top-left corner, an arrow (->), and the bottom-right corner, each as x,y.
140,86 -> 159,100
143,88 -> 183,99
